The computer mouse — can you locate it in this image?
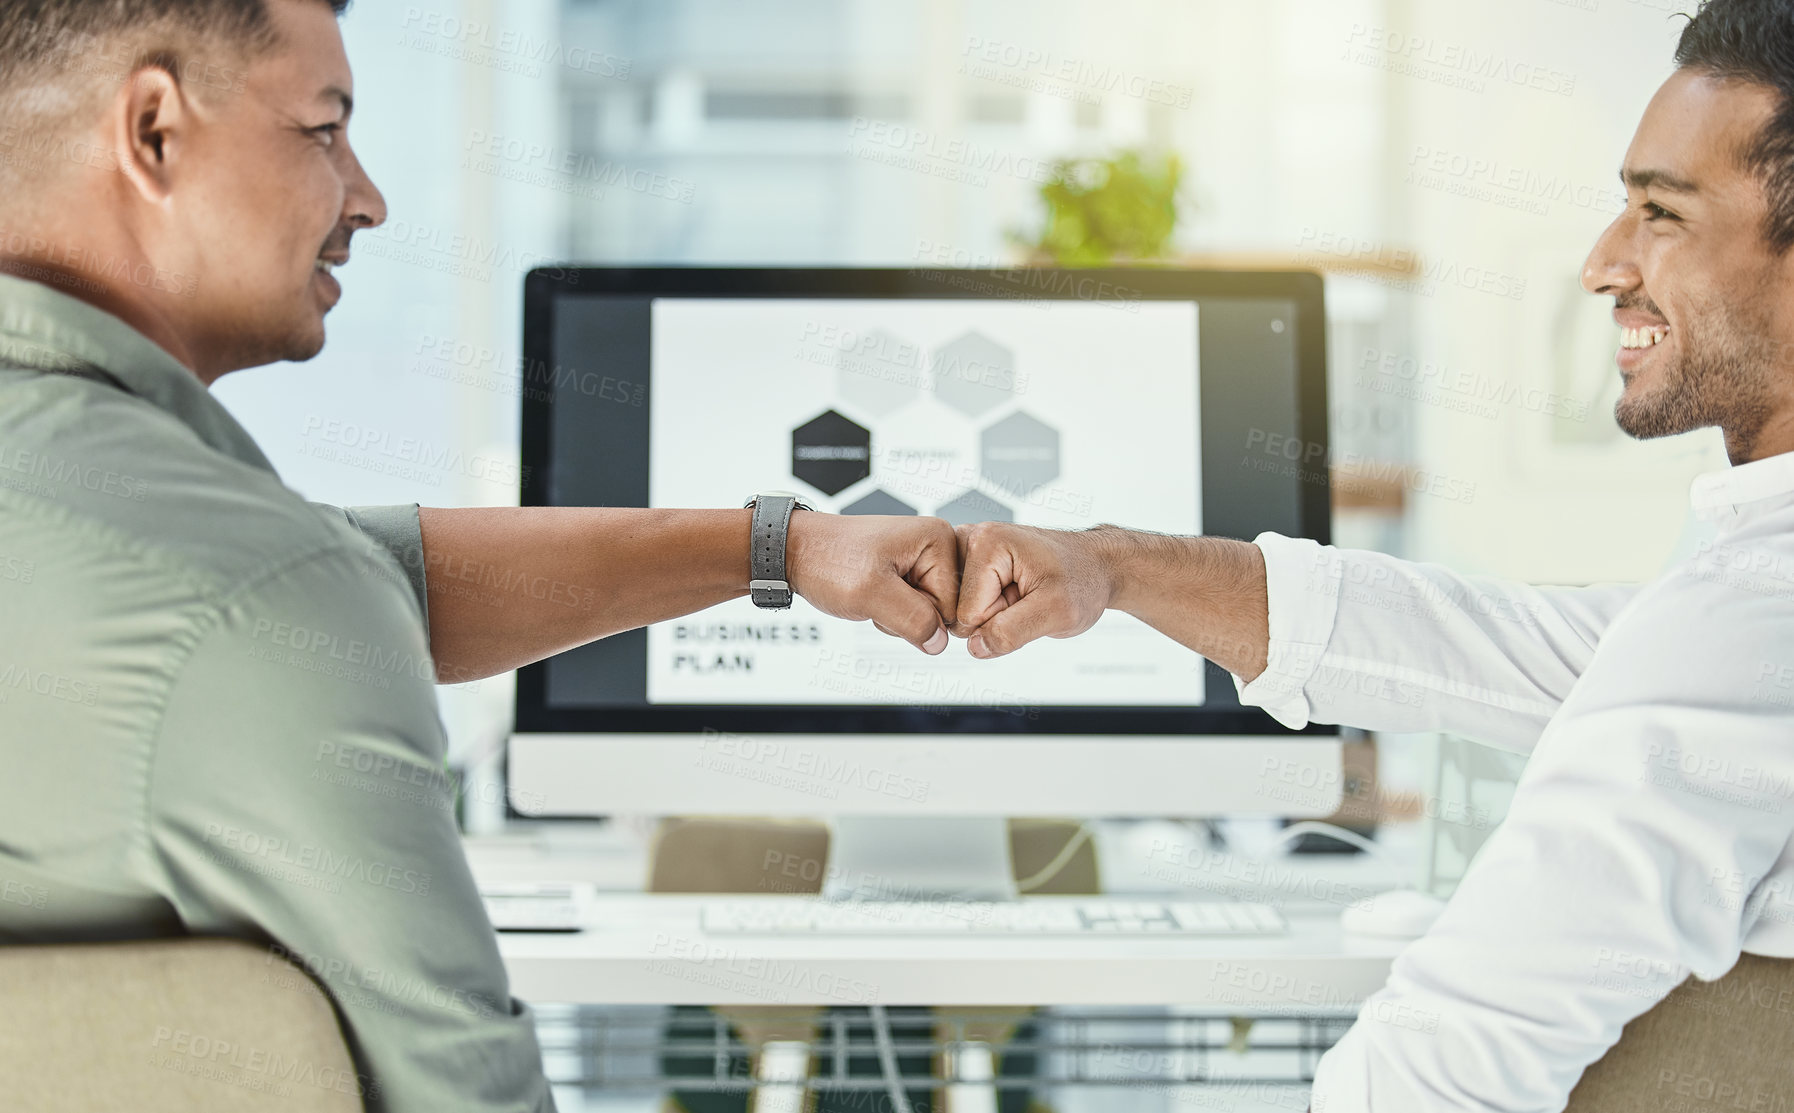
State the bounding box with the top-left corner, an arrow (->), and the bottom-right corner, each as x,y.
1340,889 -> 1449,939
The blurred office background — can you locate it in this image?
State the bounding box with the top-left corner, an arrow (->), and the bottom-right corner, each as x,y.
213,0 -> 1721,781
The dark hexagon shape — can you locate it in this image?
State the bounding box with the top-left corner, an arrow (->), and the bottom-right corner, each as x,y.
932,331 -> 1018,417
792,409 -> 871,496
934,488 -> 1014,528
842,489 -> 918,516
981,410 -> 1060,496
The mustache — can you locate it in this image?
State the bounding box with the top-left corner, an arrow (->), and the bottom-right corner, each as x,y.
1615,291 -> 1665,318
319,229 -> 357,258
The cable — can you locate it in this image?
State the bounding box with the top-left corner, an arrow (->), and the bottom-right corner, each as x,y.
1013,824 -> 1094,894
867,1004 -> 915,1113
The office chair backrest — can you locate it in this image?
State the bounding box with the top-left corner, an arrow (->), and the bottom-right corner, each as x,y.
1565,951 -> 1794,1111
0,937 -> 363,1113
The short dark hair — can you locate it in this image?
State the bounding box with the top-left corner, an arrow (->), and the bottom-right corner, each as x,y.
0,0 -> 349,98
1676,0 -> 1794,252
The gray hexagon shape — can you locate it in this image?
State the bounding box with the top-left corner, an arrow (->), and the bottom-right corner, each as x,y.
842,489 -> 918,516
934,488 -> 1014,528
981,410 -> 1060,496
932,331 -> 1017,417
837,328 -> 924,417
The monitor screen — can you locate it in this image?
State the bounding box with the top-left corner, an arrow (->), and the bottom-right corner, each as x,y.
518,268 -> 1331,737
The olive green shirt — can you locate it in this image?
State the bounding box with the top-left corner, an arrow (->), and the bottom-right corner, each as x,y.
0,274 -> 554,1111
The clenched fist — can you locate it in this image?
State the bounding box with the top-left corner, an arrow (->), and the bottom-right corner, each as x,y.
950,521 -> 1126,659
786,512 -> 962,654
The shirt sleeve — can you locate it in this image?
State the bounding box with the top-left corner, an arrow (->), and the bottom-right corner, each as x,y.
1309,564 -> 1794,1112
143,542 -> 553,1113
311,503 -> 430,634
1234,532 -> 1641,752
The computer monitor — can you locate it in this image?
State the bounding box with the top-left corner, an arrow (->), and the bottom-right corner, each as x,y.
508,267 -> 1341,830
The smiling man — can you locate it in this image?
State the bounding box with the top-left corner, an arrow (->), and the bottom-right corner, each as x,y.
0,2 -> 959,1111
950,0 -> 1794,1109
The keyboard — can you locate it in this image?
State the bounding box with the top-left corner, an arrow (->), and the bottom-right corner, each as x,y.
700,899 -> 1286,937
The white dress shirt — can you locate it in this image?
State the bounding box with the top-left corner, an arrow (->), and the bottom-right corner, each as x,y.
1234,450 -> 1794,1112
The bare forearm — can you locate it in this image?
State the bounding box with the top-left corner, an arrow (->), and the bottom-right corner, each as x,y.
417,506 -> 751,683
1097,527 -> 1271,681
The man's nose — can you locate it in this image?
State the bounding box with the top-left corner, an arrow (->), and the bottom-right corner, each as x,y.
1582,214 -> 1640,296
343,148 -> 387,231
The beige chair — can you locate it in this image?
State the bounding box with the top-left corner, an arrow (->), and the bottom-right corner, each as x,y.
1565,951 -> 1794,1111
0,937 -> 362,1113
648,817 -> 835,897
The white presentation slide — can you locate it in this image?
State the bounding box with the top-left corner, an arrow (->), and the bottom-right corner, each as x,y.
647,297 -> 1204,708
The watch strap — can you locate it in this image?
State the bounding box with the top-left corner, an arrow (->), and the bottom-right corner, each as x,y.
749,495 -> 799,608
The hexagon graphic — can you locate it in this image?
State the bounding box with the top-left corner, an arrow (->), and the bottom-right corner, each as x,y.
932,331 -> 1018,417
934,488 -> 1014,528
792,410 -> 871,496
842,489 -> 918,516
981,411 -> 1060,496
836,328 -> 924,417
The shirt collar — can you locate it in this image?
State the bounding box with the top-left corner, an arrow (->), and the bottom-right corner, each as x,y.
0,273 -> 276,475
1690,449 -> 1794,522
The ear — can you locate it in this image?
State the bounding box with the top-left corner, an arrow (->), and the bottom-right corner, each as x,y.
113,64 -> 187,206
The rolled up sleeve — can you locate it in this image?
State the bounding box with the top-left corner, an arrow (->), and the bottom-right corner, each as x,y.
1231,532 -> 1342,729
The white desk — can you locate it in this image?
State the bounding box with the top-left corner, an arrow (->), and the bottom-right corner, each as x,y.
468,820 -> 1417,1010
496,893 -> 1401,1010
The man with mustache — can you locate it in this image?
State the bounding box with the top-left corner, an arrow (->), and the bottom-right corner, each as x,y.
954,0 -> 1794,1107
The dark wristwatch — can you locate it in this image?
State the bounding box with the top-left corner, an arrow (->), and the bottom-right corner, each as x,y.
744,492 -> 814,609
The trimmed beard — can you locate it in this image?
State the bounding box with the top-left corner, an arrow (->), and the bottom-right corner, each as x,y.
1614,291 -> 1779,460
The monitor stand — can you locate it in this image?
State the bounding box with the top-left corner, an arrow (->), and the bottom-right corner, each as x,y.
822,817 -> 1018,902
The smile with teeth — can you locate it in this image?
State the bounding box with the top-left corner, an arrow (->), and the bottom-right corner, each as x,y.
315,259 -> 337,277
1620,325 -> 1668,349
